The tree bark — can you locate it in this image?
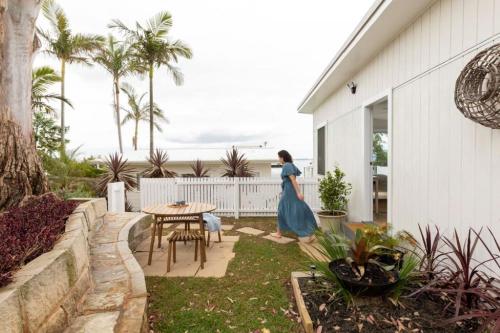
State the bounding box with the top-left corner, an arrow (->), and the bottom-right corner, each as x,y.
133,119 -> 138,150
113,77 -> 123,153
149,63 -> 154,158
0,0 -> 48,210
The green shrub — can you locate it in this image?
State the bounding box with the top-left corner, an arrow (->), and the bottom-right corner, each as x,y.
318,166 -> 352,213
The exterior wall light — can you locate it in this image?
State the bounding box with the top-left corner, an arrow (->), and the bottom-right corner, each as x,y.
347,82 -> 357,94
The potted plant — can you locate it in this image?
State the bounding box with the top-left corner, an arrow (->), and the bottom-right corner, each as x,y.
317,166 -> 352,232
327,230 -> 400,297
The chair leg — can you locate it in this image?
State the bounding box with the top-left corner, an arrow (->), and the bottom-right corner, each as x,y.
207,232 -> 211,247
201,239 -> 207,264
217,230 -> 222,242
194,240 -> 198,261
147,222 -> 157,265
200,241 -> 204,269
157,223 -> 163,248
173,241 -> 177,263
167,241 -> 172,272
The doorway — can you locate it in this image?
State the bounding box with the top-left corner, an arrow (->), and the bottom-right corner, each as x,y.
362,92 -> 391,224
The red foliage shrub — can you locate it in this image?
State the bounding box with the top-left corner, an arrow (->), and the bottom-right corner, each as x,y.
0,193 -> 78,287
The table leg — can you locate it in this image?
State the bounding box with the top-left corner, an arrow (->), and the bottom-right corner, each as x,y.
148,220 -> 157,265
157,221 -> 163,248
199,213 -> 207,262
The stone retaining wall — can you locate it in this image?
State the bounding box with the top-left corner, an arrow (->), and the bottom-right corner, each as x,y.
0,200 -> 152,333
0,199 -> 106,333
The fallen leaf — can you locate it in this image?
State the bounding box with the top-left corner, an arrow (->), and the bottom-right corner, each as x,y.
319,303 -> 326,312
316,326 -> 323,333
226,297 -> 235,304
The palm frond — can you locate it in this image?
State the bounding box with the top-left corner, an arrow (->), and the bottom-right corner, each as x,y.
146,11 -> 173,37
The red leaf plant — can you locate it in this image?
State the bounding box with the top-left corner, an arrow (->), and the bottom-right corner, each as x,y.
0,193 -> 78,287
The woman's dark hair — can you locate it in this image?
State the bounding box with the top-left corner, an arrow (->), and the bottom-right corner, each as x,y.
278,150 -> 293,163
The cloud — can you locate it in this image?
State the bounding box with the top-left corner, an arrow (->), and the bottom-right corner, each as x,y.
167,131 -> 263,144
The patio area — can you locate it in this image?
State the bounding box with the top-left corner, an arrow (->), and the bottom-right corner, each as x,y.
144,217 -> 310,332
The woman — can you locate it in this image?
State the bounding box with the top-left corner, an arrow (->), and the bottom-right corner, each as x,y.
271,150 -> 317,241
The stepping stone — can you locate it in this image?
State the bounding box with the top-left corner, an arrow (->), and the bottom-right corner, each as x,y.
262,234 -> 295,244
236,227 -> 266,236
221,225 -> 234,231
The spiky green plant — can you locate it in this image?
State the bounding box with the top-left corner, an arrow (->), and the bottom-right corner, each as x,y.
190,159 -> 210,177
144,149 -> 176,178
97,153 -> 137,196
110,11 -> 192,157
221,147 -> 255,177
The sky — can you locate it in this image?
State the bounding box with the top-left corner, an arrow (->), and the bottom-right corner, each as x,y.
35,0 -> 374,159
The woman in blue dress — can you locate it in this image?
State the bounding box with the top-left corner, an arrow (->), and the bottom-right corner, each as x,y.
271,150 -> 317,241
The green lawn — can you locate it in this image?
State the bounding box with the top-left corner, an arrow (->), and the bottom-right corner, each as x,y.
147,218 -> 309,333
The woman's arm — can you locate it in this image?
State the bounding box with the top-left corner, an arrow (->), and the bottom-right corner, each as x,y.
289,175 -> 304,200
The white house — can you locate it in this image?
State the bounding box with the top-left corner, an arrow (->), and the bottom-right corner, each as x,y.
94,147 -> 277,178
299,0 -> 499,238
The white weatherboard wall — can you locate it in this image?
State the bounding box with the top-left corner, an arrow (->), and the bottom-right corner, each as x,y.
312,0 -> 500,238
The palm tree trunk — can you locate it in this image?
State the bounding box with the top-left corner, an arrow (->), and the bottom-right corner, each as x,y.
0,0 -> 48,210
60,59 -> 66,153
134,119 -> 139,150
149,63 -> 154,158
114,77 -> 123,154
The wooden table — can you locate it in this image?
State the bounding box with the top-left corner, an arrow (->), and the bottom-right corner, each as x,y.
142,202 -> 216,265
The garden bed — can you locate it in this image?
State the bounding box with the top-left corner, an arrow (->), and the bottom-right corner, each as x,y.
292,272 -> 480,333
0,193 -> 79,287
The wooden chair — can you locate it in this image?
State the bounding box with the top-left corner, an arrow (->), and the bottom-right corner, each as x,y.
206,229 -> 222,247
166,230 -> 205,273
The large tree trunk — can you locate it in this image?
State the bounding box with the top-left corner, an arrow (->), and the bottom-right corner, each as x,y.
0,0 -> 48,210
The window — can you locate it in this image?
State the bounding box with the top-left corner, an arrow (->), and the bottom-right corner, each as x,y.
317,126 -> 326,175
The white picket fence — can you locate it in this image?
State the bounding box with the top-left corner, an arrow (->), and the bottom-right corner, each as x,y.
139,177 -> 321,218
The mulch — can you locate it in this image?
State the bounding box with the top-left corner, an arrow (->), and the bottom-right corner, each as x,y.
298,277 -> 480,333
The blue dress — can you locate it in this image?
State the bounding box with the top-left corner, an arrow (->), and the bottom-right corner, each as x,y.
277,163 -> 317,237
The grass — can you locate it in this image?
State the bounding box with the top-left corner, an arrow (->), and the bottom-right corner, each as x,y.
147,217 -> 309,333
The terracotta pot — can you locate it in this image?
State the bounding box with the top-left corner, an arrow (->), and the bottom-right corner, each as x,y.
317,210 -> 347,233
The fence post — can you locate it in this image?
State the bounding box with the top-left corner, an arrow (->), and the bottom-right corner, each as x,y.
234,177 -> 240,219
107,181 -> 125,213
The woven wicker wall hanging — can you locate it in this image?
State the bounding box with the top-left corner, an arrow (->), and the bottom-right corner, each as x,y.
454,43 -> 500,129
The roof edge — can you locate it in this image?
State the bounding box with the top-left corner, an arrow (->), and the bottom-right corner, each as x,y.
297,0 -> 386,114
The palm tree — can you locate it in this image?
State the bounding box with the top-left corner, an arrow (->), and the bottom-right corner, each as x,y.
120,83 -> 168,150
93,35 -> 137,154
32,66 -> 72,114
38,0 -> 104,151
110,12 -> 192,157
221,148 -> 255,177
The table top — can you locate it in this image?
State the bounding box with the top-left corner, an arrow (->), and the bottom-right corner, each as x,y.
142,202 -> 216,217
